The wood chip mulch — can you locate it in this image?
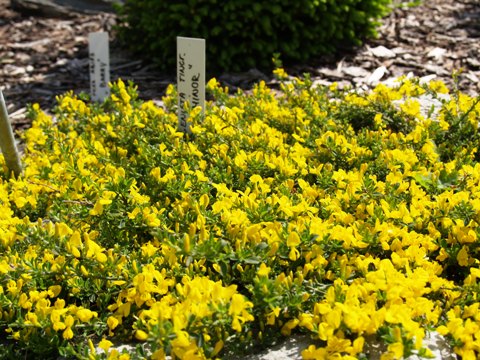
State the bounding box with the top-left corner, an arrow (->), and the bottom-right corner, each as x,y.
0,0 -> 479,131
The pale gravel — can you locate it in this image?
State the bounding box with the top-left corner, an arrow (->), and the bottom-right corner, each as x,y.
96,331 -> 456,359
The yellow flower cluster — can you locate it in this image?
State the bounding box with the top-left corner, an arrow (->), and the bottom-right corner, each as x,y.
0,76 -> 479,359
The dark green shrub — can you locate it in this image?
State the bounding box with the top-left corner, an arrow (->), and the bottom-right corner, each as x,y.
116,0 -> 392,72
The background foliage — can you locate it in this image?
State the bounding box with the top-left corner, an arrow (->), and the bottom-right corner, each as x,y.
116,0 -> 392,72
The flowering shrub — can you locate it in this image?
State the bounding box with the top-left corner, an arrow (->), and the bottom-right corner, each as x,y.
0,75 -> 480,359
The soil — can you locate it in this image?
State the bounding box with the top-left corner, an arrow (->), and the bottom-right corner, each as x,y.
0,0 -> 479,131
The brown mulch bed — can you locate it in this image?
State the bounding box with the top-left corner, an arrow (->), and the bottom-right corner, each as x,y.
0,0 -> 479,131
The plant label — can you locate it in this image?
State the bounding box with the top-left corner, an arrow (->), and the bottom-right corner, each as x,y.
0,90 -> 22,176
177,36 -> 205,134
88,32 -> 110,102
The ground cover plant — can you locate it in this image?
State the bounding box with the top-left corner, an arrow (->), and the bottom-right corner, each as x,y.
0,74 -> 480,359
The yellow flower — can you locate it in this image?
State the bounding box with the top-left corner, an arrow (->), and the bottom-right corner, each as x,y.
141,242 -> 158,257
89,200 -> 104,216
228,294 -> 254,332
212,340 -> 224,357
195,170 -> 208,182
351,336 -> 365,355
107,316 -> 119,331
457,246 -> 470,266
25,312 -> 41,327
387,342 -> 404,359
150,167 -> 161,181
318,322 -> 334,341
128,207 -> 141,219
273,68 -> 288,80
76,308 -> 97,322
286,232 -> 301,247
135,330 -> 149,341
206,77 -> 219,91
257,263 -> 270,277
48,285 -> 62,298
281,319 -> 299,336
63,326 -> 74,340
98,338 -> 113,352
302,345 -> 327,359
51,308 -> 68,330
428,80 -> 449,94
287,232 -> 301,261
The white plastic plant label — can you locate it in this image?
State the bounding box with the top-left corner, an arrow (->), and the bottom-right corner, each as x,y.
0,90 -> 22,176
88,32 -> 110,102
177,36 -> 205,134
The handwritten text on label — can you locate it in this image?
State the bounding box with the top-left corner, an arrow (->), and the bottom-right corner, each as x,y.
177,37 -> 205,134
88,32 -> 110,102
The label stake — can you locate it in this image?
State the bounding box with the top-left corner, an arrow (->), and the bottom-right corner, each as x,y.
177,36 -> 205,134
0,90 -> 22,177
88,32 -> 110,102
